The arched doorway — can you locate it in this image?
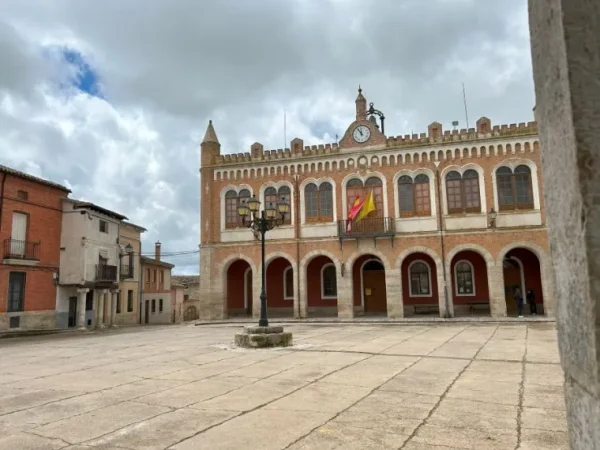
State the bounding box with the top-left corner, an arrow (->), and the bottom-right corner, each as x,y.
226,259 -> 252,317
306,255 -> 337,317
401,253 -> 439,316
184,305 -> 198,321
266,257 -> 294,317
353,255 -> 387,315
503,248 -> 544,316
450,250 -> 490,316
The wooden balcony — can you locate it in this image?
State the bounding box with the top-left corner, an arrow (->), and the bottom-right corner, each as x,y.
3,239 -> 40,260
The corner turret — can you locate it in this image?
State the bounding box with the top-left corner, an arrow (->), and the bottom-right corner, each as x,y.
200,120 -> 221,167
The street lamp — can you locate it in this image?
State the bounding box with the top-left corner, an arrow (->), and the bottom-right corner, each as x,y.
238,194 -> 290,327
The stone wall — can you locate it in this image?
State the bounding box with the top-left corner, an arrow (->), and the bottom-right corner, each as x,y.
529,0 -> 600,447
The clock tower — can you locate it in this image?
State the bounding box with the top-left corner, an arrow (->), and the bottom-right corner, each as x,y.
338,87 -> 387,149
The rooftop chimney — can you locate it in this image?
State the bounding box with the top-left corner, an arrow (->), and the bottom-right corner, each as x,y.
155,241 -> 161,261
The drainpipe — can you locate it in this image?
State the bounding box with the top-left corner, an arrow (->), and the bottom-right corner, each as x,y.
435,162 -> 451,318
0,172 -> 7,232
294,174 -> 301,319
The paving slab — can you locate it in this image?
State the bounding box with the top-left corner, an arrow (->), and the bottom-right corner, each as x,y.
171,409 -> 333,450
84,408 -> 237,450
264,381 -> 372,413
34,401 -> 170,444
0,323 -> 566,450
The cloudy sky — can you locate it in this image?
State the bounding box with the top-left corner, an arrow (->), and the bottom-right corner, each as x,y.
0,0 -> 535,274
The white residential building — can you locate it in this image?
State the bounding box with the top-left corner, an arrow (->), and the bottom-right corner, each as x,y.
56,200 -> 128,329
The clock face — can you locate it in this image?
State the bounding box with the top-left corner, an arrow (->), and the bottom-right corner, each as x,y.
353,125 -> 371,143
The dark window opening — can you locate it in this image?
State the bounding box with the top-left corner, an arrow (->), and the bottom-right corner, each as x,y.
99,220 -> 108,233
8,272 -> 26,312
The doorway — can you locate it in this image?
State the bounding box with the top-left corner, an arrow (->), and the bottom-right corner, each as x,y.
68,296 -> 78,327
362,260 -> 387,313
144,300 -> 150,324
503,257 -> 522,316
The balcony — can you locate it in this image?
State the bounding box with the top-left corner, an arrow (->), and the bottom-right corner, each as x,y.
337,217 -> 396,247
3,239 -> 40,261
96,264 -> 118,282
120,264 -> 133,279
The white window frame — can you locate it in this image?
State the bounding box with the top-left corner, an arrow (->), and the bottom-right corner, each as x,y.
408,260 -> 432,297
283,266 -> 294,300
454,259 -> 476,297
320,263 -> 337,299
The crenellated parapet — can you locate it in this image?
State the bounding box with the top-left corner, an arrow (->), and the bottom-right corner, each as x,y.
209,117 -> 538,169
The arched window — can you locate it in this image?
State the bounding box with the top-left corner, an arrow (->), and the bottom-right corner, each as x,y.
321,264 -> 337,298
446,169 -> 481,214
264,186 -> 291,224
409,261 -> 431,296
455,260 -> 475,295
496,165 -> 533,210
398,174 -> 431,217
225,190 -> 240,229
346,177 -> 383,218
283,266 -> 293,300
305,182 -> 333,222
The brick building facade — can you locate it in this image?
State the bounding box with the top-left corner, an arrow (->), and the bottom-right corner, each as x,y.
199,89 -> 554,320
0,165 -> 71,331
140,242 -> 174,324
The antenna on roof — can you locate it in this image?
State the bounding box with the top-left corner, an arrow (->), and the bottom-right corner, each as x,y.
284,110 -> 287,150
462,82 -> 470,129
452,120 -> 459,131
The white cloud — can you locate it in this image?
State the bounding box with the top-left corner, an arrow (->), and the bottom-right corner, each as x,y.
0,0 -> 535,274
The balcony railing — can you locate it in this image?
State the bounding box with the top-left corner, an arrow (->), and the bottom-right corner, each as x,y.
3,239 -> 40,260
96,264 -> 118,282
337,217 -> 396,239
120,264 -> 133,279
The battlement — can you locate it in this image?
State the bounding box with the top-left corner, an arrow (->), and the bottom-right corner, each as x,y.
211,117 -> 537,166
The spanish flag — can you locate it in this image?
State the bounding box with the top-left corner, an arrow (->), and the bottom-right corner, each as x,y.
355,190 -> 375,223
346,195 -> 364,233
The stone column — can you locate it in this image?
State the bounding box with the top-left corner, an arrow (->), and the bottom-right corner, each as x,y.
385,271 -> 403,318
76,288 -> 89,329
336,264 -> 354,319
110,290 -> 118,326
487,263 -> 507,318
529,1 -> 600,446
297,263 -> 308,319
443,264 -> 456,317
97,289 -> 106,328
252,269 -> 261,319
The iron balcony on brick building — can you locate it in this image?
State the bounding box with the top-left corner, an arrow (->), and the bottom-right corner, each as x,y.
337,217 -> 396,247
3,238 -> 41,262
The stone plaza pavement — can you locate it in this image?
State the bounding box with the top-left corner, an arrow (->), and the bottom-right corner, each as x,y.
0,323 -> 568,449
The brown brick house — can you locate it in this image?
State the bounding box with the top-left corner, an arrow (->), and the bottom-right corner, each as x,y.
140,242 -> 174,324
199,89 -> 554,320
0,165 -> 71,331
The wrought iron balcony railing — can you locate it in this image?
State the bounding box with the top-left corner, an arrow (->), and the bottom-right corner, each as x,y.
3,239 -> 40,260
96,264 -> 118,282
120,264 -> 133,279
337,217 -> 396,239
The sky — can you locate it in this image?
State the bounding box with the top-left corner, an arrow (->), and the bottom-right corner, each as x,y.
0,0 -> 535,274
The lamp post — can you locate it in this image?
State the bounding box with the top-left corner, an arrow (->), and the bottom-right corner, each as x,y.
237,194 -> 290,327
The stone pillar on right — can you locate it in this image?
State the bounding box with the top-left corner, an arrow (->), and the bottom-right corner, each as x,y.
529,0 -> 600,447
